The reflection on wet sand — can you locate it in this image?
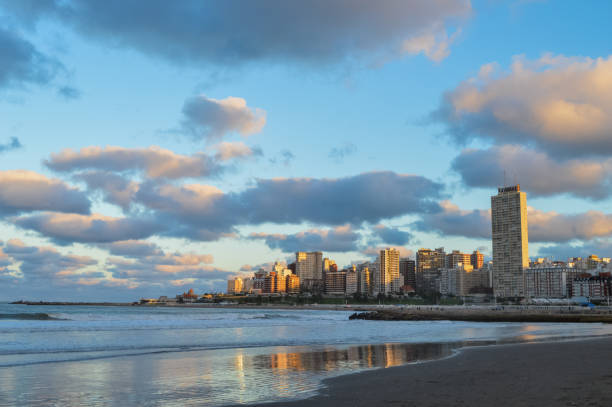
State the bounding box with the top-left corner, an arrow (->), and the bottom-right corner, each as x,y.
0,342 -> 456,407
223,342 -> 456,404
260,342 -> 453,372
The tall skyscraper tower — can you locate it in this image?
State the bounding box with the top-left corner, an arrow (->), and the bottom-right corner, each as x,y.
378,248 -> 401,294
491,185 -> 529,297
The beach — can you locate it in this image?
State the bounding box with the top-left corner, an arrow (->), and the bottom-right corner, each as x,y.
3,304 -> 612,406
249,337 -> 612,407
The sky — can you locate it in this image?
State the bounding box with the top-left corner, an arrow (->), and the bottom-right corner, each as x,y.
2,0 -> 612,301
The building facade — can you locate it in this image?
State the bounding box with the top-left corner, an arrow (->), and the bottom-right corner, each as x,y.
491,185 -> 529,297
325,270 -> 346,295
439,265 -> 491,297
285,274 -> 300,294
572,276 -> 612,301
345,270 -> 358,295
400,258 -> 416,289
445,250 -> 471,269
471,250 -> 484,269
227,277 -> 243,294
357,263 -> 372,295
296,251 -> 323,291
525,266 -> 580,298
377,248 -> 401,294
416,247 -> 445,292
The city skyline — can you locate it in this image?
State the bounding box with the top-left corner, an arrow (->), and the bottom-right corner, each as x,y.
2,1 -> 612,300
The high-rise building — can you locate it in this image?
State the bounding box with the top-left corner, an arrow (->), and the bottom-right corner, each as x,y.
416,248 -> 445,292
285,274 -> 300,294
325,270 -> 346,295
491,185 -> 529,297
471,250 -> 484,269
295,251 -> 323,290
242,277 -> 254,293
445,250 -> 471,269
264,272 -> 277,293
377,248 -> 401,294
227,277 -> 243,294
263,272 -> 286,294
399,258 -> 416,288
357,263 -> 372,295
345,270 -> 358,295
439,264 -> 491,297
253,268 -> 267,292
417,248 -> 446,273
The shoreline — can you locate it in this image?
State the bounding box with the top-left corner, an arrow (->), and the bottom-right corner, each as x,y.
9,301 -> 134,306
11,301 -> 612,323
235,335 -> 612,407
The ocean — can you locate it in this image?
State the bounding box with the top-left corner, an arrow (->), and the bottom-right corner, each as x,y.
1,303 -> 612,406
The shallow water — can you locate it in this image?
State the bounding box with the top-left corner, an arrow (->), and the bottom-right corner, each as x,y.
1,304 -> 612,406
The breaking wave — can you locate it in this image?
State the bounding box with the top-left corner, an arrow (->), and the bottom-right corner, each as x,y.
0,313 -> 64,321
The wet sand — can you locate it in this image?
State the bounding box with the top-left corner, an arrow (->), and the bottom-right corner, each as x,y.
245,337 -> 612,407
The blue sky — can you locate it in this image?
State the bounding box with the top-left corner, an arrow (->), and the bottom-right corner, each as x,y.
2,0 -> 612,300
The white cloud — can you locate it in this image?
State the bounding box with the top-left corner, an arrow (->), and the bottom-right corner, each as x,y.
13,213 -> 162,244
46,145 -> 222,179
0,170 -> 90,215
416,201 -> 612,243
434,54 -> 612,156
181,95 -> 266,141
214,141 -> 260,161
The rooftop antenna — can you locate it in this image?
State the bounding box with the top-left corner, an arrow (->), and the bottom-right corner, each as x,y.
503,169 -> 506,187
513,172 -> 517,187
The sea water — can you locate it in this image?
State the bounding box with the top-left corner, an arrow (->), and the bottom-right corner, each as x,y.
1,303 -> 612,406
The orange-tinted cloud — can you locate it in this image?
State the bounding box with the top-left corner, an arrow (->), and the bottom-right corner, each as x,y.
434,54 -> 612,156
0,170 -> 90,215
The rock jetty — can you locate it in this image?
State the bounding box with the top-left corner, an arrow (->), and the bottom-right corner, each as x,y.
349,308 -> 612,323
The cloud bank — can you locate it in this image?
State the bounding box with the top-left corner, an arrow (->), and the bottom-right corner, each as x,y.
46,146 -> 224,179
417,201 -> 612,243
13,213 -> 161,245
2,0 -> 470,66
434,54 -> 612,156
452,145 -> 612,200
249,225 -> 360,253
1,239 -> 97,281
0,170 -> 90,215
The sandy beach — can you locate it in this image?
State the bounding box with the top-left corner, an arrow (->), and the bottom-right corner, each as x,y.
5,304 -> 612,406
242,336 -> 612,407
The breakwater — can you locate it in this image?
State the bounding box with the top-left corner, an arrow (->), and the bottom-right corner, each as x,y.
349,308 -> 612,323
